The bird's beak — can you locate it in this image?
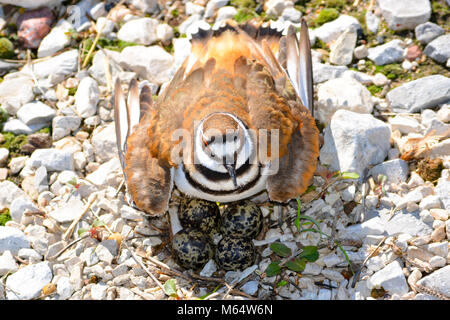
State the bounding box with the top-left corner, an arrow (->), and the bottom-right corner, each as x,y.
225,163 -> 238,187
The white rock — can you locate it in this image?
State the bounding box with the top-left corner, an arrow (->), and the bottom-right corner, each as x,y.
419,195 -> 442,211
429,255 -> 446,268
119,45 -> 174,85
30,49 -> 79,86
17,248 -> 42,262
215,6 -> 237,22
0,148 -> 8,167
91,282 -> 108,300
49,197 -> 85,223
415,22 -> 444,44
117,18 -> 159,45
241,280 -> 259,296
186,1 -> 205,15
281,7 -> 302,23
204,0 -> 228,18
96,17 -> 115,36
320,110 -> 391,177
38,20 -> 73,58
329,27 -> 357,66
426,241 -> 448,258
387,75 -> 450,113
302,262 -> 322,275
340,216 -> 385,241
88,49 -> 122,86
367,39 -> 405,65
373,73 -> 390,86
365,10 -> 380,34
17,101 -> 56,128
29,149 -> 74,172
200,259 -> 217,277
265,0 -> 293,16
370,159 -> 409,184
75,77 -> 99,118
354,45 -> 368,59
368,260 -> 409,295
0,250 -> 18,276
156,23 -> 174,44
317,77 -> 374,124
378,0 -> 431,31
0,74 -> 35,115
0,180 -> 27,211
5,261 -> 53,300
321,269 -> 344,282
9,196 -> 38,223
424,34 -> 450,64
56,276 -> 74,300
313,15 -> 361,44
52,116 -> 82,141
388,115 -> 421,134
91,122 -> 118,163
312,63 -> 348,83
416,265 -> 450,297
126,0 -> 160,14
85,157 -> 122,187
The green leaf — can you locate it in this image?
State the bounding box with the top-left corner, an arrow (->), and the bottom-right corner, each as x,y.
294,198 -> 301,231
270,242 -> 292,257
265,261 -> 282,277
276,280 -> 288,287
77,228 -> 88,236
341,172 -> 360,179
92,219 -> 106,228
163,279 -> 178,297
285,258 -> 306,273
297,246 -> 319,262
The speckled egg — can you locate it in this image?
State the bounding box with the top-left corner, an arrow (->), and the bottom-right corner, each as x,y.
171,228 -> 214,270
215,236 -> 256,271
220,200 -> 263,239
178,198 -> 220,233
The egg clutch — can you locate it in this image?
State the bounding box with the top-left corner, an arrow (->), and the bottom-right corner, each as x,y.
171,199 -> 263,271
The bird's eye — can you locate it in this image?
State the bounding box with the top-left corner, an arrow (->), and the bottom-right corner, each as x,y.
234,136 -> 238,142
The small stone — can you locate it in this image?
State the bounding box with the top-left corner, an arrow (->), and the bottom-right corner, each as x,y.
316,77 -> 374,124
119,45 -> 174,85
378,0 -> 431,31
0,148 -> 8,167
389,115 -> 421,134
354,45 -> 368,59
241,281 -> 259,296
329,27 -> 357,66
424,34 -> 450,64
416,265 -> 450,297
281,7 -> 302,23
367,39 -> 404,66
156,23 -> 174,44
429,209 -> 449,221
431,224 -> 446,242
0,74 -> 35,115
38,19 -> 72,58
321,269 -> 344,282
368,260 -> 409,295
415,22 -> 444,44
365,10 -> 380,34
31,49 -> 79,86
5,261 -> 53,300
370,159 -> 409,184
419,196 -> 442,211
56,276 -> 74,300
0,250 -> 19,276
91,283 -> 108,300
313,15 -> 361,44
52,116 -> 81,141
426,242 -> 448,258
429,256 -> 446,268
9,196 -> 38,223
17,7 -> 55,49
29,149 -> 74,172
75,77 -> 99,118
320,110 -> 391,178
386,75 -> 450,113
117,18 -> 158,45
49,197 -> 84,223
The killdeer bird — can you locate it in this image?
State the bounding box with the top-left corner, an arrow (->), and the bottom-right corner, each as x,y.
114,19 -> 319,215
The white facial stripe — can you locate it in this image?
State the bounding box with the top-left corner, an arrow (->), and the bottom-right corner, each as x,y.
194,112 -> 255,171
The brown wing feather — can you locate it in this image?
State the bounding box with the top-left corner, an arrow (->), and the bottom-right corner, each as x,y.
125,112 -> 172,215
266,110 -> 319,202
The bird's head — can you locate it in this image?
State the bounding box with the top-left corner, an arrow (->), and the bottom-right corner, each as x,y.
194,112 -> 254,187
